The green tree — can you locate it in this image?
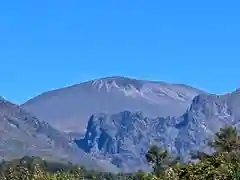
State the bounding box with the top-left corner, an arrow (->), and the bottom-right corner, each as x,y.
209,126 -> 240,153
146,145 -> 177,177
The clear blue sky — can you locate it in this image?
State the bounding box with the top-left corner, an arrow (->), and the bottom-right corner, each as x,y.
0,0 -> 240,104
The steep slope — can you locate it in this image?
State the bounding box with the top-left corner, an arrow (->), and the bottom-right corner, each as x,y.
21,76 -> 203,133
175,89 -> 240,161
75,111 -> 178,172
75,89 -> 240,171
0,98 -> 118,172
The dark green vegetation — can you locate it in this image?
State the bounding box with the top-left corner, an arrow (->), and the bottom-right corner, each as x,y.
2,126 -> 240,180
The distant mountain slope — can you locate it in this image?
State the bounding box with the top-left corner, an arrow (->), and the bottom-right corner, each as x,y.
21,76 -> 203,133
75,89 -> 240,172
0,98 -> 118,172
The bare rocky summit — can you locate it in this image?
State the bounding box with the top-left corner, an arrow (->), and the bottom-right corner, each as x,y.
21,76 -> 203,133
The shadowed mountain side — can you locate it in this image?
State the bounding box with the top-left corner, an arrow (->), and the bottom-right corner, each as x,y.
0,98 -> 118,172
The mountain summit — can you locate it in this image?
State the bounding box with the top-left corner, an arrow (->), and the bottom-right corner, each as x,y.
21,76 -> 203,133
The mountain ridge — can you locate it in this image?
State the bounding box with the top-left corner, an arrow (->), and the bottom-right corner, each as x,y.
2,77 -> 240,172
21,76 -> 204,133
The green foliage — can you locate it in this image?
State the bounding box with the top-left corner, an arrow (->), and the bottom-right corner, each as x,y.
231,167 -> 240,180
145,145 -> 179,177
209,125 -> 240,153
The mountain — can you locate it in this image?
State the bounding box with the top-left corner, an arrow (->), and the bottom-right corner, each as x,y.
75,111 -> 177,172
75,89 -> 240,172
175,88 -> 240,161
0,98 -> 118,172
21,76 -> 203,133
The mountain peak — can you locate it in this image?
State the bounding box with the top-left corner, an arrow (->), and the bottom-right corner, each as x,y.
90,76 -> 144,91
21,76 -> 202,133
101,76 -> 136,80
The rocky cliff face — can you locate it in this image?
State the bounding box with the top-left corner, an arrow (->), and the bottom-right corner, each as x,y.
76,89 -> 240,171
175,90 -> 240,161
75,111 -> 178,171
